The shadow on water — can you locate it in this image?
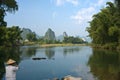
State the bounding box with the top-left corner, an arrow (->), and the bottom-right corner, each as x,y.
0,47 -> 22,80
88,49 -> 120,80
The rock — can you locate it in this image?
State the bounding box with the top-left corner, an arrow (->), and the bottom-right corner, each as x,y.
53,78 -> 59,80
63,75 -> 82,80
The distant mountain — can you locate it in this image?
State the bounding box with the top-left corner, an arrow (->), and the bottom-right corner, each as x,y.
56,35 -> 64,41
44,28 -> 56,41
21,28 -> 38,40
21,28 -> 32,40
63,32 -> 68,37
56,32 -> 68,41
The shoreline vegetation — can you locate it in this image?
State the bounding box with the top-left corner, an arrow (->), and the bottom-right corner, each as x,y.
23,42 -> 120,51
23,42 -> 87,47
87,1 -> 120,51
39,43 -> 87,48
91,43 -> 120,51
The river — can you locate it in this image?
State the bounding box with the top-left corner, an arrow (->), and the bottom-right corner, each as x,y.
0,46 -> 120,80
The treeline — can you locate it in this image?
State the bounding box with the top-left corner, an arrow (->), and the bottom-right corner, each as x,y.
38,36 -> 87,44
87,1 -> 120,50
63,36 -> 86,44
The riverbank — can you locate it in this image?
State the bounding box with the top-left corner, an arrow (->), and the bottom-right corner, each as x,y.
39,43 -> 87,48
91,43 -> 120,51
23,41 -> 87,47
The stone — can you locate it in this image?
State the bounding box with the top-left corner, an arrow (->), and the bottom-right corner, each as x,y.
63,75 -> 82,80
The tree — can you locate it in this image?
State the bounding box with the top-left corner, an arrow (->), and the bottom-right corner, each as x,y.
0,26 -> 22,46
5,26 -> 22,46
0,0 -> 18,26
0,9 -> 6,26
63,36 -> 84,44
26,32 -> 37,41
0,26 -> 6,45
0,0 -> 19,46
87,2 -> 120,46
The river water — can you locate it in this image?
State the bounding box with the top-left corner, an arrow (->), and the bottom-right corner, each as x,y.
0,46 -> 120,80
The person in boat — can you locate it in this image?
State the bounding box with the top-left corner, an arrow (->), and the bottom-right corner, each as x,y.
5,59 -> 19,80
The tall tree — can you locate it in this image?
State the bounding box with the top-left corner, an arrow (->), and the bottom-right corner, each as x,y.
0,0 -> 18,26
87,2 -> 120,47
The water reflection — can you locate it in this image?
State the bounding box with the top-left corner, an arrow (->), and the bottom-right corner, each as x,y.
45,48 -> 55,59
0,47 -> 21,80
88,49 -> 120,80
20,46 -> 37,60
1,46 -> 120,80
20,46 -> 56,60
20,46 -> 82,60
63,46 -> 81,56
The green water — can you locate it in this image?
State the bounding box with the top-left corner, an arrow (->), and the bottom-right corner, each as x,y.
0,46 -> 120,80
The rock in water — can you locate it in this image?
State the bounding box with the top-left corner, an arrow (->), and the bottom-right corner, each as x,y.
63,75 -> 82,80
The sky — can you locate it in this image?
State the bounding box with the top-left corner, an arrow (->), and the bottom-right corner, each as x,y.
5,0 -> 113,37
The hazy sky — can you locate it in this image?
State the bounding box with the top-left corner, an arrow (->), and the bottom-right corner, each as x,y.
5,0 -> 113,37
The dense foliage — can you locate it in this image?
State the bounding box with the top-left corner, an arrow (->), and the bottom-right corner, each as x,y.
87,2 -> 120,50
63,36 -> 86,44
26,32 -> 37,41
0,0 -> 21,46
0,26 -> 22,46
38,36 -> 86,44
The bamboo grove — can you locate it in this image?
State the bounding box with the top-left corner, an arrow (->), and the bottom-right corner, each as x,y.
87,1 -> 120,50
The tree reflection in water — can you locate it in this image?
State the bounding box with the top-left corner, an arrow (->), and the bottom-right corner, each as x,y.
0,47 -> 22,80
88,49 -> 120,80
20,46 -> 37,59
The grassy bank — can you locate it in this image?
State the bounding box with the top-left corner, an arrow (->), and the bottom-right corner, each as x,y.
23,41 -> 87,47
39,43 -> 87,48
